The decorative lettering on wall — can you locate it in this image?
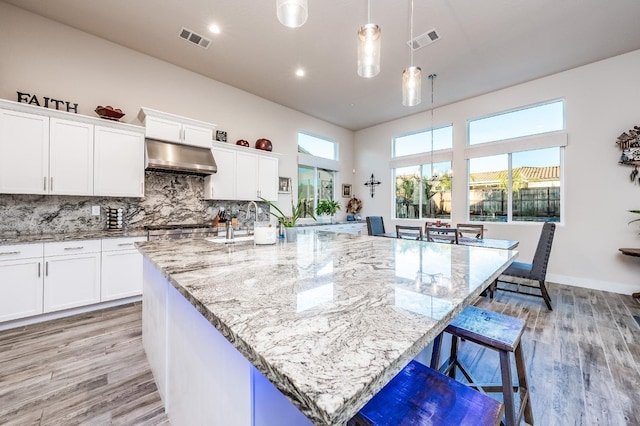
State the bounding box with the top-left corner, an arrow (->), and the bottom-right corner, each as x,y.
16,91 -> 78,113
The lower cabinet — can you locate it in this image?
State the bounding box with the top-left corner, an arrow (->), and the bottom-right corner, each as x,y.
0,243 -> 44,322
0,236 -> 146,324
101,236 -> 146,301
43,240 -> 101,313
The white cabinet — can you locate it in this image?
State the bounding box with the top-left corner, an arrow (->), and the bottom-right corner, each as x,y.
0,243 -> 44,322
49,118 -> 94,195
101,236 -> 146,301
94,126 -> 145,197
0,109 -> 49,194
0,100 -> 145,197
257,155 -> 279,201
43,240 -> 101,313
236,151 -> 259,200
139,107 -> 215,149
204,142 -> 279,201
204,145 -> 236,200
313,223 -> 367,235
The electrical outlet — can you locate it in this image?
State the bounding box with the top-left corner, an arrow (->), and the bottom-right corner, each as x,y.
91,206 -> 100,216
258,207 -> 263,214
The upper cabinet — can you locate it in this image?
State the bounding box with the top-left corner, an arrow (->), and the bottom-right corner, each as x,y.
94,127 -> 145,197
0,109 -> 49,194
138,107 -> 216,149
204,142 -> 280,202
0,99 -> 145,197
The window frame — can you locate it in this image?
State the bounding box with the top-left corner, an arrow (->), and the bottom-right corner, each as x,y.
465,99 -> 566,224
297,132 -> 339,220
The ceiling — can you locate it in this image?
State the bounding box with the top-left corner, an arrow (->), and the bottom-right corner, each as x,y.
5,0 -> 640,131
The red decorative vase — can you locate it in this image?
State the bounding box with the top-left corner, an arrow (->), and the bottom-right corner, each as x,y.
255,138 -> 273,151
236,139 -> 249,147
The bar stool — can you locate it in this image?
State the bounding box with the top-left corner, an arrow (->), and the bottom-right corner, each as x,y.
430,306 -> 533,426
348,360 -> 503,426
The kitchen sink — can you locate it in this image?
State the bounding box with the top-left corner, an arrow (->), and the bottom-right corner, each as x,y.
206,236 -> 254,244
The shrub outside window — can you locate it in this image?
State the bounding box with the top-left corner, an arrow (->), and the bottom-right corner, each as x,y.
395,162 -> 452,220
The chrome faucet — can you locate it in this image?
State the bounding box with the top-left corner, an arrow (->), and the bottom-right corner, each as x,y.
246,201 -> 258,233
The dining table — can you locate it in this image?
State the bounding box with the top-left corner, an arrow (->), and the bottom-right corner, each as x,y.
379,232 -> 519,250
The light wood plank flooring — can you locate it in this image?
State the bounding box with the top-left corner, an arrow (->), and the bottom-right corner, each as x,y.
0,303 -> 169,426
468,282 -> 640,425
1,284 -> 639,425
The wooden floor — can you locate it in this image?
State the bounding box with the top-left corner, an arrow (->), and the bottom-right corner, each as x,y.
1,283 -> 639,425
467,282 -> 640,425
0,303 -> 169,426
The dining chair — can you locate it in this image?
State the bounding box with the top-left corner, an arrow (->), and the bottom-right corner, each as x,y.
366,216 -> 385,236
456,223 -> 484,239
490,222 -> 556,310
396,225 -> 423,240
425,224 -> 457,244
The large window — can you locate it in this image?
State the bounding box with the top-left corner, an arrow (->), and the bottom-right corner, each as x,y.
395,162 -> 452,220
468,100 -> 564,145
393,125 -> 453,157
466,100 -> 565,223
298,133 -> 338,218
392,125 -> 453,219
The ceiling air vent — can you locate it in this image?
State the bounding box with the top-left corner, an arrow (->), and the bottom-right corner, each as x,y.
407,29 -> 440,51
178,27 -> 211,49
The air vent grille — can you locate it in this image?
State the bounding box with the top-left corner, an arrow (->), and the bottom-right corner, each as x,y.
178,27 -> 211,49
407,29 -> 440,51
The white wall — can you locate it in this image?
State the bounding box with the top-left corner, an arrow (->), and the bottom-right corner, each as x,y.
355,49 -> 640,295
0,2 -> 354,218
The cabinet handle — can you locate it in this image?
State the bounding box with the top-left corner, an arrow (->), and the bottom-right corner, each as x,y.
64,246 -> 84,251
0,251 -> 20,256
141,181 -> 144,195
117,243 -> 134,247
50,177 -> 54,191
45,261 -> 48,276
43,176 -> 47,191
38,262 -> 41,278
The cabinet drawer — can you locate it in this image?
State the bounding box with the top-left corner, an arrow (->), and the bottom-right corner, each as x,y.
0,243 -> 44,261
44,239 -> 101,256
102,236 -> 147,252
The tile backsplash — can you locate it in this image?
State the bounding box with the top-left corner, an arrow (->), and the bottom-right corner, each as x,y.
0,171 -> 270,235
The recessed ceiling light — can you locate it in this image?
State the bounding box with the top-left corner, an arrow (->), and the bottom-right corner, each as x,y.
295,68 -> 305,77
208,24 -> 221,34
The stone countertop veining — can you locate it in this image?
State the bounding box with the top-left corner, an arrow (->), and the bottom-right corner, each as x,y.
0,228 -> 148,245
136,231 -> 517,425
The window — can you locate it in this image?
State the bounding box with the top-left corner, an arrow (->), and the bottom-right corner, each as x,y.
395,162 -> 452,220
297,133 -> 338,218
298,166 -> 335,218
392,125 -> 453,220
393,125 -> 453,157
468,100 -> 564,145
466,100 -> 565,223
298,132 -> 337,160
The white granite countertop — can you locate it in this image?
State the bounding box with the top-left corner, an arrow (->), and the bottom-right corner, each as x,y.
136,230 -> 517,425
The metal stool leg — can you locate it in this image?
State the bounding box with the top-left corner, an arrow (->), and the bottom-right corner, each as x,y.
430,333 -> 443,370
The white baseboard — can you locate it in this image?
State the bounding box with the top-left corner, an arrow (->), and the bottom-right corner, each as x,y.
546,273 -> 638,296
0,296 -> 142,331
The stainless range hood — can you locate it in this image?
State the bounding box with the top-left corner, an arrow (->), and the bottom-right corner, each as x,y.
145,139 -> 217,175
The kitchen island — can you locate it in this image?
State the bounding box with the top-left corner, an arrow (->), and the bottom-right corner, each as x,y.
136,230 -> 517,425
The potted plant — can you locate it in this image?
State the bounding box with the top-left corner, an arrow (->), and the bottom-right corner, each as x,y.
260,197 -> 315,242
316,200 -> 341,223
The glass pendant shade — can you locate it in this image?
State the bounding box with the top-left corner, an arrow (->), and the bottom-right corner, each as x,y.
277,0 -> 308,28
357,23 -> 381,78
402,66 -> 422,106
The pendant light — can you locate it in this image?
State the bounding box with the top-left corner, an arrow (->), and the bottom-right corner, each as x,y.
429,74 -> 438,178
402,0 -> 421,106
357,1 -> 381,78
277,0 -> 308,28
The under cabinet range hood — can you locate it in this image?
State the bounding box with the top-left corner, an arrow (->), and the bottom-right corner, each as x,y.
145,139 -> 217,175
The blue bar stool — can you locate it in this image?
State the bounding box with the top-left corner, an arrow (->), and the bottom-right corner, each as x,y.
430,306 -> 534,426
348,360 -> 503,426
